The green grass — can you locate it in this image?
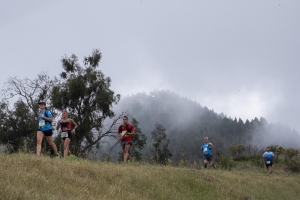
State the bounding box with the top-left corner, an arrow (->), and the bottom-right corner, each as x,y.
0,153 -> 299,200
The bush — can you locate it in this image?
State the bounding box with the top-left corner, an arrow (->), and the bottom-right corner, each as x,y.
251,157 -> 264,168
284,148 -> 300,173
286,158 -> 300,173
236,155 -> 264,168
229,144 -> 246,160
216,155 -> 235,170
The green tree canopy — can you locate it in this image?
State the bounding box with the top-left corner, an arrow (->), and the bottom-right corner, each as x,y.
129,118 -> 147,162
0,100 -> 36,152
51,49 -> 121,157
151,123 -> 172,165
0,73 -> 55,153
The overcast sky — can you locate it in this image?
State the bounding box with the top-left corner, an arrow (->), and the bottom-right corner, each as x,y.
1,0 -> 299,133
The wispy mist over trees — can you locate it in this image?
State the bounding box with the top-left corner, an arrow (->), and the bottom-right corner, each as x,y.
114,90 -> 300,163
1,50 -> 299,165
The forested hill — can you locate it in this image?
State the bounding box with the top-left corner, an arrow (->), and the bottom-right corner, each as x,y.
113,90 -> 300,162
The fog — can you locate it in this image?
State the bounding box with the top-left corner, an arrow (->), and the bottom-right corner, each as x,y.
1,1 -> 300,139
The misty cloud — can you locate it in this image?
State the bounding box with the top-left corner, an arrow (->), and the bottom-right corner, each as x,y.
1,1 -> 299,135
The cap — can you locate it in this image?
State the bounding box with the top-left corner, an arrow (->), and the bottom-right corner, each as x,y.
38,101 -> 46,105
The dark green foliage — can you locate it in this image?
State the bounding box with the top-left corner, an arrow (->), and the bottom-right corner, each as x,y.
114,90 -> 300,165
229,144 -> 246,160
214,151 -> 235,170
237,155 -> 264,167
251,157 -> 264,168
51,49 -> 121,157
151,124 -> 172,165
129,118 -> 147,162
0,72 -> 61,155
0,101 -> 36,153
102,153 -> 111,162
284,148 -> 299,160
286,158 -> 300,173
284,148 -> 300,172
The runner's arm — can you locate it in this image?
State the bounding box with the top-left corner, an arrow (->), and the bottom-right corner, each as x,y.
70,119 -> 78,130
127,125 -> 135,135
70,119 -> 78,133
39,110 -> 53,122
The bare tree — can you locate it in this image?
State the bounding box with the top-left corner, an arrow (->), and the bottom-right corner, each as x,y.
1,72 -> 56,113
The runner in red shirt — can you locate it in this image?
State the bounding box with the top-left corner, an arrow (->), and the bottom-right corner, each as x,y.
118,116 -> 135,162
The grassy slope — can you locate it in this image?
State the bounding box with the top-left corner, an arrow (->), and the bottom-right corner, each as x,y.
0,153 -> 299,200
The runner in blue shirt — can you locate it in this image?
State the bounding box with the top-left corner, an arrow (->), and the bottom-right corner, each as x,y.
201,136 -> 215,168
35,101 -> 58,157
263,147 -> 275,174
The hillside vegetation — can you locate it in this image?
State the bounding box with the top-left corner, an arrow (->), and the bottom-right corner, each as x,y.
1,153 -> 299,200
113,90 -> 300,163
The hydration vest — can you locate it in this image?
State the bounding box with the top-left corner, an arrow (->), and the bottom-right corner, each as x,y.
118,124 -> 131,133
42,109 -> 52,125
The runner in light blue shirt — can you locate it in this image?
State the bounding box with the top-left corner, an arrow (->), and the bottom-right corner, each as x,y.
263,147 -> 275,174
201,136 -> 215,168
35,101 -> 58,157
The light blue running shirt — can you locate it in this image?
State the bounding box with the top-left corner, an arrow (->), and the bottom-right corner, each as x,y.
38,109 -> 53,131
201,143 -> 212,156
263,151 -> 274,161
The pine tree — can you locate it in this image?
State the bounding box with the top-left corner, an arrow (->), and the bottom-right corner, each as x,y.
151,124 -> 172,165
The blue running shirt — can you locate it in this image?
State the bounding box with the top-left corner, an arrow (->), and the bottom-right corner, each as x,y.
201,143 -> 212,156
263,151 -> 274,161
38,109 -> 53,131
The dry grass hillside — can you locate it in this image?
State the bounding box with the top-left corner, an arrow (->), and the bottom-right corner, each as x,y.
0,153 -> 299,200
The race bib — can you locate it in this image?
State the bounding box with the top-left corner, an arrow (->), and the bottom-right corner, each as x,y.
203,148 -> 207,152
61,132 -> 68,138
39,120 -> 45,127
266,161 -> 271,164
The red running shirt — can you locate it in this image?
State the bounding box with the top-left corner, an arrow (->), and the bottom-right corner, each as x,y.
118,124 -> 135,142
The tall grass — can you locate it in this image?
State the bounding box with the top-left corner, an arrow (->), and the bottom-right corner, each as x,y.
0,153 -> 299,200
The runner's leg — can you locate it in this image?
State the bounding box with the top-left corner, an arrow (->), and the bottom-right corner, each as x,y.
268,165 -> 273,174
46,136 -> 58,155
203,158 -> 208,168
124,144 -> 130,162
36,131 -> 44,156
63,138 -> 71,157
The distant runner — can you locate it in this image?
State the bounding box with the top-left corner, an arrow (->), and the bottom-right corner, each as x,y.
201,136 -> 215,168
35,101 -> 58,157
263,147 -> 275,174
57,108 -> 78,157
118,116 -> 135,162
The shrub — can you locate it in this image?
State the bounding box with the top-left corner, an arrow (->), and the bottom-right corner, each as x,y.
229,144 -> 246,160
286,158 -> 300,173
216,155 -> 235,170
178,158 -> 185,167
236,155 -> 264,168
167,158 -> 172,166
284,148 -> 300,173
